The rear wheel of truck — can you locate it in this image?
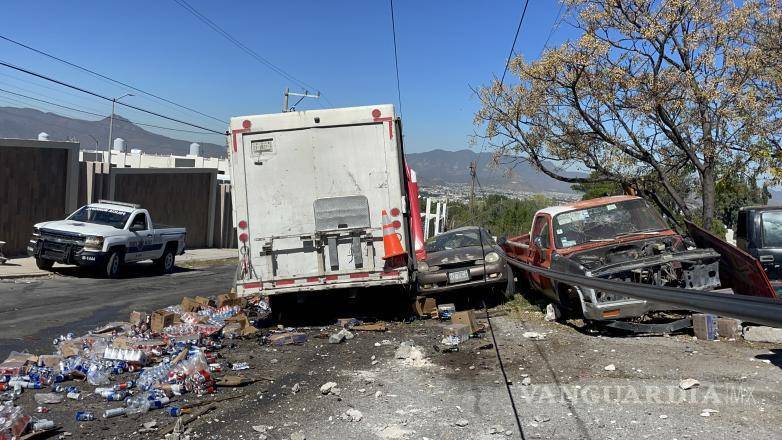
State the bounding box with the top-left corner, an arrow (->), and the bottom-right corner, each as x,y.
154,246 -> 176,274
503,266 -> 516,299
104,251 -> 122,278
35,258 -> 53,271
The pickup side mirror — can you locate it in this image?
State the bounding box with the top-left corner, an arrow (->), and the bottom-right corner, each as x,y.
497,236 -> 508,246
533,236 -> 544,249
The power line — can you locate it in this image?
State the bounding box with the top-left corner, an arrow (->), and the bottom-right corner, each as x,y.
539,1 -> 565,57
172,0 -> 333,107
389,0 -> 404,117
0,60 -> 225,135
0,34 -> 227,124
499,0 -> 530,88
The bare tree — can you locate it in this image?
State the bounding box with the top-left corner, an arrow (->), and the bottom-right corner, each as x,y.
476,0 -> 781,229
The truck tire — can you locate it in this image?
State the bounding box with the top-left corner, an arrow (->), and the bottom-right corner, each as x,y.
154,246 -> 176,274
504,265 -> 516,299
35,258 -> 53,271
104,251 -> 123,279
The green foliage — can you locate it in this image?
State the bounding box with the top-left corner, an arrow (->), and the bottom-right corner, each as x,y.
442,194 -> 552,238
715,175 -> 770,229
571,173 -> 623,200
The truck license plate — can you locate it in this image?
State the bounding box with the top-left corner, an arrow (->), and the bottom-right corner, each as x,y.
448,270 -> 470,284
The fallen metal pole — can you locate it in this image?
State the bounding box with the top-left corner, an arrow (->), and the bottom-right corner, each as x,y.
506,259 -> 782,328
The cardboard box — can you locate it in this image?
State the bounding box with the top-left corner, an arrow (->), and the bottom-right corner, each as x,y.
353,323 -> 387,332
129,311 -> 148,326
181,297 -> 201,313
268,332 -> 307,346
224,313 -> 257,337
216,293 -> 243,308
151,310 -> 177,334
414,296 -> 437,317
693,313 -> 717,340
57,340 -> 81,358
451,310 -> 479,334
37,355 -> 63,368
195,296 -> 215,308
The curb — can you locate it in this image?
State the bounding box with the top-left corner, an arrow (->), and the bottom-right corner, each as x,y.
0,257 -> 236,280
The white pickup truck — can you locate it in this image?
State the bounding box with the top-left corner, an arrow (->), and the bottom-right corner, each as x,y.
28,200 -> 187,278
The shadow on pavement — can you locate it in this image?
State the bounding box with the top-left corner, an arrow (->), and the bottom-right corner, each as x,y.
50,262 -> 197,279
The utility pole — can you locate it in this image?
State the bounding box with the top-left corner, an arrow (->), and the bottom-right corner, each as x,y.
107,93 -> 133,166
283,88 -> 321,112
469,160 -> 477,219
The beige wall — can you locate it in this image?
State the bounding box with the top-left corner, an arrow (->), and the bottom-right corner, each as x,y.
0,139 -> 79,256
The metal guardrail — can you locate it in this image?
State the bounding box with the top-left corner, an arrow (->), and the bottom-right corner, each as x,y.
506,259 -> 782,328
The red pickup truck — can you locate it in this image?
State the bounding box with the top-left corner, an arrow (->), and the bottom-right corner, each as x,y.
501,195 -> 723,325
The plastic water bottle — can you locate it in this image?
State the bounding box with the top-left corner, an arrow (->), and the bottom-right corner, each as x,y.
106,391 -> 128,401
167,407 -> 182,417
148,396 -> 170,409
125,394 -> 151,414
67,391 -> 82,400
103,407 -> 127,418
75,411 -> 95,421
113,381 -> 135,391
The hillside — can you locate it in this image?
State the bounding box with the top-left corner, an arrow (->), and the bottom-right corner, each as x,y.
405,149 -> 581,194
0,106 -> 225,157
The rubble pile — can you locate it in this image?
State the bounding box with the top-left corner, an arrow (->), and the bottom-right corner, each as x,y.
0,290 -> 270,439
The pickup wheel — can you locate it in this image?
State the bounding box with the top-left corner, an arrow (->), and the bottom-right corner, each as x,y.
104,251 -> 123,278
503,265 -> 516,299
154,246 -> 176,274
35,258 -> 53,271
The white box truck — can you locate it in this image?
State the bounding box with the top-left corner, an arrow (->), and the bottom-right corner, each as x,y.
228,104 -> 422,301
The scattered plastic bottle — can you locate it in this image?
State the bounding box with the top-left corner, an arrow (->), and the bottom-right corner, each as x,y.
113,380 -> 135,391
103,407 -> 127,418
33,419 -> 55,430
66,391 -> 82,401
75,411 -> 95,421
105,391 -> 128,401
167,407 -> 182,417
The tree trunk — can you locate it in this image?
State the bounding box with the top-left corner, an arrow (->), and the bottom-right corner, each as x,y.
701,167 -> 716,231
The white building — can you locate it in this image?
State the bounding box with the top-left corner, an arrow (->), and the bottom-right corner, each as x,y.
79,148 -> 230,178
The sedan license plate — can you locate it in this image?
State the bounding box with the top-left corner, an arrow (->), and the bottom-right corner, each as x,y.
448,269 -> 470,284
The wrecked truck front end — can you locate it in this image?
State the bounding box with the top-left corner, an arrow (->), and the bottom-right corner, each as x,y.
555,238 -> 721,322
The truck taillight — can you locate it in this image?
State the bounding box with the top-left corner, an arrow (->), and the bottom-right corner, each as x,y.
239,233 -> 249,243
390,208 -> 400,217
242,120 -> 252,129
238,220 -> 248,229
372,108 -> 381,118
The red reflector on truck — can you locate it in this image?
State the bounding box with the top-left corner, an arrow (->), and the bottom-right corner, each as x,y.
381,271 -> 400,277
306,277 -> 320,283
239,233 -> 249,242
325,275 -> 339,281
242,119 -> 252,129
243,282 -> 261,289
390,208 -> 400,217
349,273 -> 370,279
238,220 -> 247,229
275,279 -> 295,286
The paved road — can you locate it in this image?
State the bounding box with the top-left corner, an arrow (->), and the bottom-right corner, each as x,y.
0,263 -> 234,359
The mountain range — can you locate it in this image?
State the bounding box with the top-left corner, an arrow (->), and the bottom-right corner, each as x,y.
0,106 -> 225,157
0,106 -> 579,193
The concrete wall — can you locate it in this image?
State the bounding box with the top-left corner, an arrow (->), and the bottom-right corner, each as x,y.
109,168 -> 217,248
213,183 -> 237,249
0,139 -> 79,256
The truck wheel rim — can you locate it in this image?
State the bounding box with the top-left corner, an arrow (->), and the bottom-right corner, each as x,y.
110,256 -> 118,274
165,253 -> 173,269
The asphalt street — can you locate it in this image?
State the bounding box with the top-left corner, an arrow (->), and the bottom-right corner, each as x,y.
0,263 -> 234,359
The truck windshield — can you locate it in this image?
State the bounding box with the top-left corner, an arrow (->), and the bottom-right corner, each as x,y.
552,199 -> 668,248
761,211 -> 782,247
68,206 -> 131,229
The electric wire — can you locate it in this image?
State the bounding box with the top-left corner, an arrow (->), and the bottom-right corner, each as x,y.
0,60 -> 225,134
0,34 -> 227,124
172,0 -> 333,107
389,0 -> 404,117
499,0 -> 531,88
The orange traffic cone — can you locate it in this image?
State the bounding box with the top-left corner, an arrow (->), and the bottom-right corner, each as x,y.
381,210 -> 406,260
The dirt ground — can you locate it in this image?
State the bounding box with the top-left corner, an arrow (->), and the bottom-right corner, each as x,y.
14,289 -> 782,440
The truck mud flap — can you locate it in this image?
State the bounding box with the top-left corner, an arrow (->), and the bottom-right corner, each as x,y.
597,317 -> 692,333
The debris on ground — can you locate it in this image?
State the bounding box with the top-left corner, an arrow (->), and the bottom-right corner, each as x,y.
320,382 -> 338,395
341,408 -> 363,422
454,418 -> 469,427
329,329 -> 355,344
604,364 -> 616,371
679,378 -> 700,390
544,304 -> 560,322
394,342 -> 431,367
522,332 -> 544,340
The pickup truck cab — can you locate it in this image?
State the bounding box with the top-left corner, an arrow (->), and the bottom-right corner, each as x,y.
736,206 -> 782,280
501,195 -> 721,327
28,200 -> 186,278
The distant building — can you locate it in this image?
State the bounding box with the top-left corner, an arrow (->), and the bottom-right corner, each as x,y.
78,149 -> 230,179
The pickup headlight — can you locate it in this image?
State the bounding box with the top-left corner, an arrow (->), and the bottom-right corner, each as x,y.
485,252 -> 500,263
84,236 -> 104,251
418,261 -> 429,272
32,227 -> 40,238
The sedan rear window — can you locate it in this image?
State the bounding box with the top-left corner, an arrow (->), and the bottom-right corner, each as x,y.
425,229 -> 493,252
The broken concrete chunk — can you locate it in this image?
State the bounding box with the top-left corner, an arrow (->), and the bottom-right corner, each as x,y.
329,329 -> 354,344
743,326 -> 782,343
679,378 -> 700,390
521,377 -> 532,386
320,382 -> 337,395
291,383 -> 300,394
522,332 -> 544,340
454,418 -> 469,427
604,364 -> 616,371
342,408 -> 363,422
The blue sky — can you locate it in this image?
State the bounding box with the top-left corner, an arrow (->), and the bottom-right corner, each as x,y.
0,0 -> 575,152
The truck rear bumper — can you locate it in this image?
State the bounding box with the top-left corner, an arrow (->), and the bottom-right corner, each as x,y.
235,270 -> 409,297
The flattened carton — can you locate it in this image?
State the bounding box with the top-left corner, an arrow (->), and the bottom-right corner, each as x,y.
451,310 -> 479,334
151,310 -> 177,334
